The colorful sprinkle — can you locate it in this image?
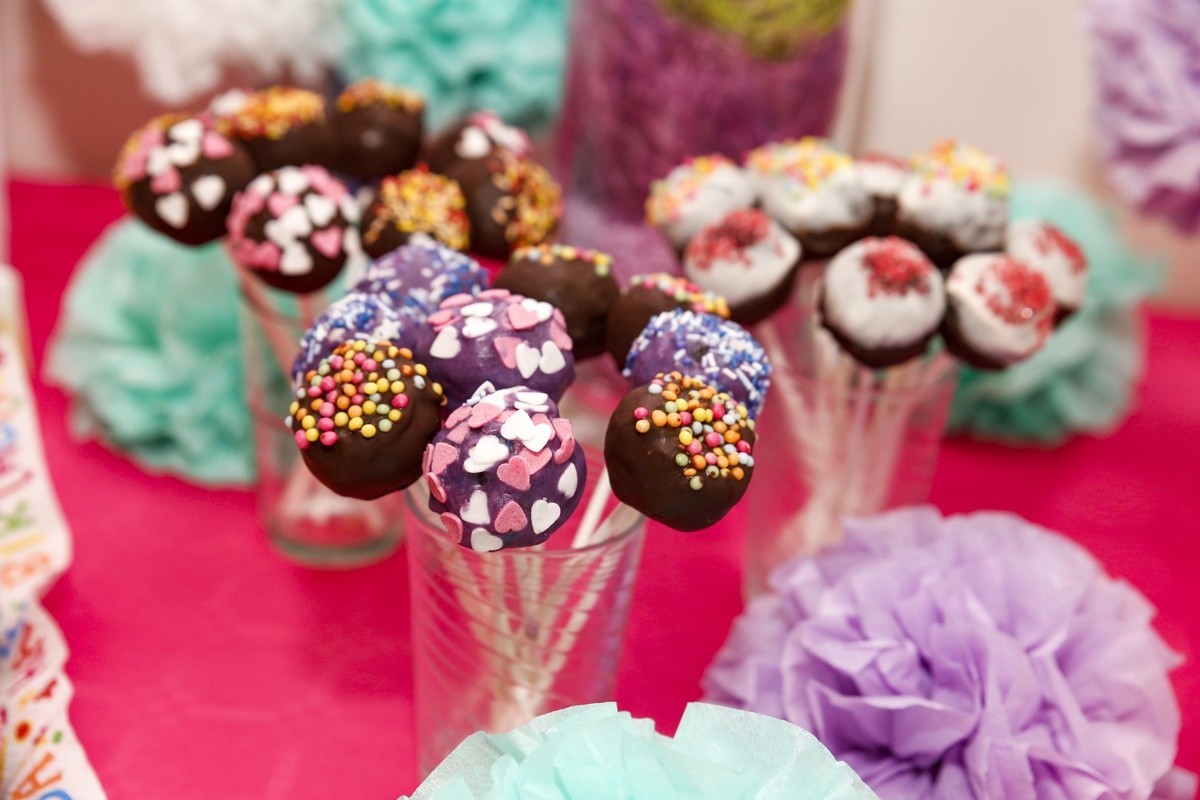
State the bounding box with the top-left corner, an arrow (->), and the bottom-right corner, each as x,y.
861,236 -> 934,297
364,167 -> 469,251
336,78 -> 424,113
511,243 -> 614,277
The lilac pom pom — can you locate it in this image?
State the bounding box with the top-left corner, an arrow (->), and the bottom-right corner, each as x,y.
705,507 -> 1192,800
1090,0 -> 1200,232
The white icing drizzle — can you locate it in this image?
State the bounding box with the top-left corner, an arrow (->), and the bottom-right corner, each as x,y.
682,213 -> 800,307
821,238 -> 945,350
1006,219 -> 1087,311
945,253 -> 1052,365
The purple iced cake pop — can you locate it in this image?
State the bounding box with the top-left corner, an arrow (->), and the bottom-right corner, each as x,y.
624,309 -> 771,418
417,288 -> 575,408
291,290 -> 421,382
423,385 -> 586,551
352,235 -> 489,318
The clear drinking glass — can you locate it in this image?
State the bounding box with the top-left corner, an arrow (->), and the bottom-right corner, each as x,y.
406,449 -> 646,775
238,280 -> 404,567
744,281 -> 958,596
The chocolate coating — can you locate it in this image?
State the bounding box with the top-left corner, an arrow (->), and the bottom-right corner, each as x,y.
215,86 -> 335,173
494,244 -> 619,360
605,274 -> 731,370
291,340 -> 446,500
422,111 -> 532,175
605,372 -> 756,531
330,81 -> 424,181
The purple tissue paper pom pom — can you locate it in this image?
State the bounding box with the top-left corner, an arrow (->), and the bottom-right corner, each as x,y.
705,506 -> 1195,800
1089,0 -> 1200,233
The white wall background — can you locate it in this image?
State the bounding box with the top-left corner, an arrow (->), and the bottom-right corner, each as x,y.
2,0 -> 1199,307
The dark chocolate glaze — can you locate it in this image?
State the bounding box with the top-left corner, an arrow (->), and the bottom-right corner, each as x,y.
127,147 -> 255,246
332,104 -> 423,182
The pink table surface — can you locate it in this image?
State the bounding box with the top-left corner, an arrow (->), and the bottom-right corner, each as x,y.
9,178 -> 1200,798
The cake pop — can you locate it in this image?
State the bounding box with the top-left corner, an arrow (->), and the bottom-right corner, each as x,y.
227,164 -> 362,294
213,86 -> 334,173
744,137 -> 873,257
493,244 -> 619,360
856,152 -> 909,236
424,385 -> 586,551
682,209 -> 801,325
819,236 -> 946,368
605,371 -> 756,531
360,168 -> 470,257
423,111 -> 532,175
290,339 -> 446,499
943,253 -> 1055,370
114,113 -> 255,245
645,155 -> 756,251
604,274 -> 731,370
416,289 -> 575,408
292,291 -> 420,382
1005,218 -> 1088,321
624,310 -> 771,418
447,152 -> 562,260
330,78 -> 424,181
894,139 -> 1010,270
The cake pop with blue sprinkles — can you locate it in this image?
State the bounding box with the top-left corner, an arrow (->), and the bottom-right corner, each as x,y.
624,309 -> 772,418
352,235 -> 488,318
292,291 -> 420,383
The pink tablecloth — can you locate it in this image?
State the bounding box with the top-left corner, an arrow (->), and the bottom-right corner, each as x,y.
10,178 -> 1200,798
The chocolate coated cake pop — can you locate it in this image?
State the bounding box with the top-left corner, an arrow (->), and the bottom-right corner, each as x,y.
1005,218 -> 1088,321
604,274 -> 731,370
605,371 -> 756,531
360,168 -> 469,257
943,253 -> 1055,370
213,86 -> 334,173
330,79 -> 425,181
645,155 -> 756,251
291,339 -> 446,499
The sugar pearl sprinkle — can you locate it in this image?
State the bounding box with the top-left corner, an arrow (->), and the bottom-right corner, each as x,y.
511,243 -> 613,277
289,339 -> 444,450
336,78 -> 424,113
744,137 -> 854,189
911,139 -> 1010,198
645,154 -> 739,225
366,168 -> 469,251
631,273 -> 731,319
634,372 -> 755,490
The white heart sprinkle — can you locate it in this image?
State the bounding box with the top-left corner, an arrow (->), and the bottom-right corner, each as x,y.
154,193 -> 189,229
339,195 -> 360,223
169,118 -> 204,144
470,528 -> 504,552
279,205 -> 313,238
531,500 -> 561,535
525,424 -> 553,453
279,242 -> 313,275
461,316 -> 498,339
558,463 -> 578,498
514,391 -> 550,412
521,297 -> 553,323
146,148 -> 171,177
461,301 -> 495,318
277,167 -> 308,196
461,491 -> 491,525
429,326 -> 461,360
499,410 -> 535,443
515,343 -> 540,379
249,174 -> 275,196
539,341 -> 566,374
305,193 -> 337,227
344,227 -> 363,260
191,175 -> 226,211
465,435 -> 508,473
456,126 -> 491,159
166,141 -> 200,167
468,382 -> 499,405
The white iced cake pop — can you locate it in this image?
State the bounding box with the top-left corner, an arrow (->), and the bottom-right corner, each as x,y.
1005,218 -> 1088,318
645,155 -> 756,250
820,236 -> 945,368
943,253 -> 1055,369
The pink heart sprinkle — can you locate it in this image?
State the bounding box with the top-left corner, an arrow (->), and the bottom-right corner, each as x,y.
549,321 -> 573,350
496,458 -> 531,491
507,304 -> 539,331
150,167 -> 181,194
311,227 -> 343,259
304,165 -> 346,200
122,151 -> 148,182
446,424 -> 469,444
492,337 -> 522,368
552,418 -> 573,442
468,401 -> 504,428
440,293 -> 474,309
477,289 -> 510,301
517,445 -> 552,474
439,512 -> 463,542
531,413 -> 551,428
426,473 -> 448,504
427,309 -> 455,328
554,434 -> 575,465
201,131 -> 235,159
493,501 -> 528,533
445,405 -> 472,428
268,192 -> 299,217
429,442 -> 458,475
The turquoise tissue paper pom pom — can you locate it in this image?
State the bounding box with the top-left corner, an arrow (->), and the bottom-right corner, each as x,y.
948,182 -> 1163,445
44,219 -> 255,485
406,702 -> 879,799
338,0 -> 569,131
